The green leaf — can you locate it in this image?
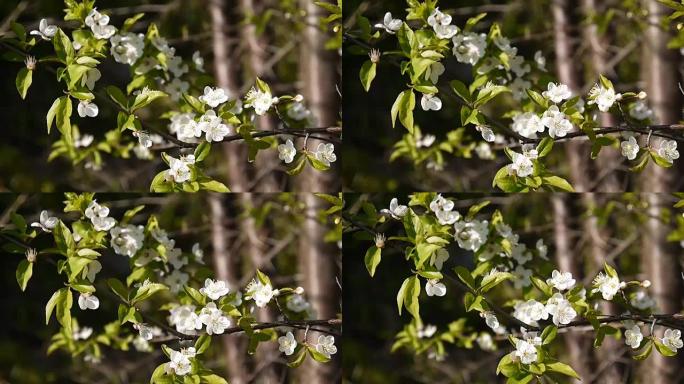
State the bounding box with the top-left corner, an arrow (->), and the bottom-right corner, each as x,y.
604,262 -> 618,278
199,179 -> 230,192
46,98 -> 61,134
131,90 -> 167,111
541,326 -> 557,345
53,29 -> 74,63
287,346 -> 307,368
66,64 -> 91,90
15,68 -> 32,99
108,278 -> 129,303
454,266 -> 476,290
55,288 -> 73,332
184,286 -> 206,305
542,176 -> 575,192
654,339 -> 678,356
598,74 -> 613,90
536,137 -> 554,158
364,245 -> 382,277
106,85 -> 129,111
530,276 -> 552,297
198,374 -> 228,384
464,293 -> 485,312
255,269 -> 271,285
480,271 -> 512,293
195,334 -> 212,354
390,90 -> 415,133
16,259 -> 33,291
194,142 -> 211,162
650,150 -> 674,168
122,13 -> 145,32
634,341 -> 653,360
450,79 -> 471,103
307,345 -> 331,363
55,96 -> 74,146
404,275 -> 421,320
396,277 -> 410,315
545,362 -> 580,379
131,283 -> 168,305
45,290 -> 61,324
359,60 -> 377,92
53,221 -> 75,255
526,89 -> 548,108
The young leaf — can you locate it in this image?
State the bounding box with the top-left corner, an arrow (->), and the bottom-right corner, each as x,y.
545,362 -> 581,379
16,259 -> 33,291
364,245 -> 382,277
359,60 -> 377,92
15,68 -> 32,99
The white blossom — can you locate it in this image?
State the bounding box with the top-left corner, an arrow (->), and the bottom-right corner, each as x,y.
81,68 -> 101,90
625,325 -> 643,349
278,331 -> 297,356
167,55 -> 188,78
484,312 -> 499,330
436,210 -> 460,225
541,105 -> 573,138
416,133 -> 436,148
588,84 -> 620,112
315,335 -> 337,358
509,148 -> 536,178
164,78 -> 190,102
200,278 -> 230,301
198,86 -> 229,108
85,200 -> 116,231
85,9 -> 116,39
536,239 -> 548,259
278,139 -> 297,164
509,55 -> 530,77
166,155 -> 193,183
544,294 -> 576,325
245,87 -> 275,115
542,83 -> 572,104
246,279 -> 274,307
658,139 -> 679,164
514,339 -> 538,364
453,220 -> 489,251
287,294 -> 311,313
621,136 -> 639,160
662,329 -> 683,352
78,293 -> 100,310
167,348 -> 192,376
630,290 -> 656,310
510,77 -> 531,101
421,93 -> 442,111
110,225 -> 145,257
31,210 -> 58,232
430,248 -> 449,270
77,101 -> 99,118
452,32 -> 487,65
314,143 -> 337,166
511,112 -> 545,139
287,102 -> 312,121
592,272 -> 621,300
375,12 -> 402,34
534,51 -> 546,71
477,333 -> 496,351
199,302 -> 231,335
546,270 -> 576,291
428,9 -> 457,39
514,299 -> 548,325
192,51 -> 204,72
73,326 -> 93,340
426,62 -> 445,84
512,265 -> 533,289
164,270 -> 189,294
85,260 -> 101,282
169,113 -> 200,143
417,324 -> 437,338
198,110 -> 231,142
475,142 -> 494,159
426,279 -> 446,297
381,198 -> 408,220
110,33 -> 145,65
30,19 -> 57,41
630,100 -> 653,120
169,305 -> 202,335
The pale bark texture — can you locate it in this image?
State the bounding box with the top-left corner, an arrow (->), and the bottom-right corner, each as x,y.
208,194 -> 248,384
580,0 -> 620,192
551,0 -> 590,192
551,195 -> 589,384
639,2 -> 683,381
239,0 -> 279,192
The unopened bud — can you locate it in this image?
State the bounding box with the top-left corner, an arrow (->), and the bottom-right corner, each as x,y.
369,48 -> 381,63
374,233 -> 386,249
25,248 -> 37,263
294,94 -> 304,102
295,286 -> 304,295
24,56 -> 36,71
272,289 -> 280,296
638,91 -> 647,99
641,280 -> 651,288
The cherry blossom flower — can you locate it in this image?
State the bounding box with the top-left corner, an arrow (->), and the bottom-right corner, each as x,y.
420,93 -> 442,111
629,100 -> 653,120
200,279 -> 230,301
192,51 -> 204,72
166,348 -> 192,376
164,270 -> 189,294
511,112 -> 544,139
542,83 -> 572,104
30,19 -> 57,41
85,200 -> 116,231
375,12 -> 402,34
245,279 -> 274,307
546,270 -> 576,291
287,102 -> 312,121
110,225 -> 145,257
110,33 -> 145,65
286,294 -> 311,313
166,155 -> 193,183
85,9 -> 116,39
453,220 -> 489,251
73,325 -> 93,340
436,210 -> 460,225
510,77 -> 531,101
417,324 -> 437,338
512,265 -> 533,289
658,139 -> 679,164
31,210 -> 58,232
475,142 -> 494,159
541,105 -> 573,138
198,86 -> 228,108
430,248 -> 449,270
510,55 -> 530,77
78,293 -> 100,310
630,290 -> 655,310
315,335 -> 337,358
169,305 -> 202,335
77,101 -> 99,118
588,83 -> 620,112
625,325 -> 643,349
452,32 -> 487,65
514,339 -> 538,364
381,198 -> 408,219
427,8 -> 458,39
534,51 -> 547,71
620,136 -> 639,160
164,78 -> 190,102
167,56 -> 188,78
191,243 -> 205,264
484,312 -> 499,330
426,279 -> 446,297
278,139 -> 296,163
476,333 -> 496,351
314,143 -> 337,166
416,133 -> 436,148
509,148 -> 536,178
278,331 -> 297,356
245,87 -> 276,115
544,294 -> 576,325
199,302 -> 231,335
81,68 -> 101,90
426,62 -> 445,84
662,329 -> 683,352
592,272 -> 621,300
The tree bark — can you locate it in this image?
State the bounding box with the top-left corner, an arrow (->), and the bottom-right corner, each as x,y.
639,2 -> 683,381
551,195 -> 589,384
581,0 -> 621,192
551,0 -> 591,193
239,0 -> 280,192
209,0 -> 250,192
208,194 -> 248,384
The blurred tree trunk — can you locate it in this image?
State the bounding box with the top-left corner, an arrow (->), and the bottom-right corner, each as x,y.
551,195 -> 589,383
295,3 -> 340,379
209,0 -> 249,192
208,194 -> 248,384
639,1 -> 683,381
551,0 -> 591,192
239,0 -> 279,192
581,0 -> 620,192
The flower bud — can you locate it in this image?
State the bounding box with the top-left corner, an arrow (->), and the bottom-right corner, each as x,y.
369,48 -> 381,64
638,91 -> 647,99
272,289 -> 280,296
24,56 -> 36,71
25,248 -> 37,263
294,94 -> 304,102
295,286 -> 304,295
374,233 -> 386,249
642,280 -> 651,288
